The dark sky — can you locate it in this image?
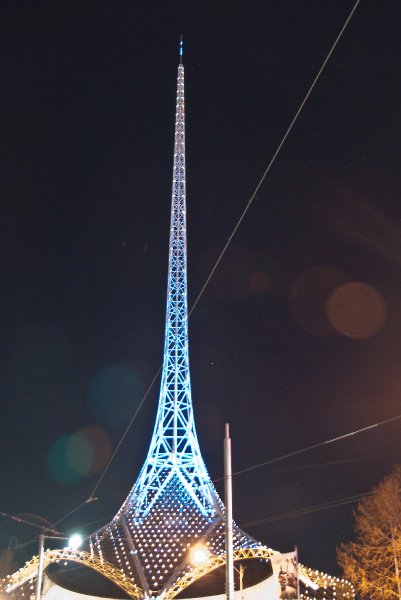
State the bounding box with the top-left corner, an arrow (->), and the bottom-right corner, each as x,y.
1,0 -> 401,583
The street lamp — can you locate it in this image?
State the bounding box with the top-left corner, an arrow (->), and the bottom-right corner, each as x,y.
35,533 -> 83,600
66,533 -> 83,551
189,543 -> 209,566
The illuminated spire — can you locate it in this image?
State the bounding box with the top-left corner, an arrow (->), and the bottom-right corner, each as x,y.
123,43 -> 221,520
179,34 -> 183,64
86,47 -> 258,597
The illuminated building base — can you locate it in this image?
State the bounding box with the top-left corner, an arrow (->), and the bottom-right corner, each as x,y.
33,564 -> 354,600
39,571 -> 278,600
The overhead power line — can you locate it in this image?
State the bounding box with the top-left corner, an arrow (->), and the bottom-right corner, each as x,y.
72,490 -> 371,539
188,0 -> 361,318
269,450 -> 401,474
228,413 -> 401,480
242,490 -> 373,528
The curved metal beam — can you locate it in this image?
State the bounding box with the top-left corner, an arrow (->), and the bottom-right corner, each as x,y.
2,548 -> 143,599
164,546 -> 274,600
163,546 -> 355,600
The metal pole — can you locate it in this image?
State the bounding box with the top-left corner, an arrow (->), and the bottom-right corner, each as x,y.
224,423 -> 234,600
239,563 -> 245,600
295,546 -> 300,600
35,534 -> 45,600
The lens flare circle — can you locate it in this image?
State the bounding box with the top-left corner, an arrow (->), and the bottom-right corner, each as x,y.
47,433 -> 93,485
289,266 -> 350,336
327,282 -> 387,339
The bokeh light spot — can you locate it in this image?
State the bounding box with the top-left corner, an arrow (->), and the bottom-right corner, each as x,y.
87,365 -> 144,426
67,433 -> 93,476
47,433 -> 93,485
289,266 -> 350,336
77,425 -> 112,475
250,271 -> 271,293
327,282 -> 387,339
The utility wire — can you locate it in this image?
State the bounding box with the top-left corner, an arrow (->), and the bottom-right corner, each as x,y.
269,450 -> 401,474
67,490 -> 371,540
46,0 -> 362,523
77,451 -> 401,537
242,490 -> 373,528
67,490 -> 372,540
188,0 -> 361,318
52,497 -> 99,527
55,411 -> 399,525
86,367 -> 162,501
0,513 -> 60,535
226,413 -> 401,480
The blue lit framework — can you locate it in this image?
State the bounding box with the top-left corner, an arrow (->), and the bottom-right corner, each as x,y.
84,56 -> 259,597
1,51 -> 355,600
126,62 -> 221,520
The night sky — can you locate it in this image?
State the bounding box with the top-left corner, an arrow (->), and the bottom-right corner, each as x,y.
1,0 -> 401,583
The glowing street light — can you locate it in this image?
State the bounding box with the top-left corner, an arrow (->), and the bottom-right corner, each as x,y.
36,532 -> 83,600
190,544 -> 209,566
66,533 -> 83,551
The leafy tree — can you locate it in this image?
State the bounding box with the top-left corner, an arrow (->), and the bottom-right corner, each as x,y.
338,464 -> 401,600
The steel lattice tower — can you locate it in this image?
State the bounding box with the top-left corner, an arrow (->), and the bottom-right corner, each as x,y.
125,56 -> 220,520
84,45 -> 259,598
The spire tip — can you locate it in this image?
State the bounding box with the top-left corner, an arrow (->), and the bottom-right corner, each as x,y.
179,35 -> 183,64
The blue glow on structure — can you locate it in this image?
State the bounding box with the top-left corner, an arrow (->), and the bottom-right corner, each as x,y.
85,58 -> 259,597
129,62 -> 220,520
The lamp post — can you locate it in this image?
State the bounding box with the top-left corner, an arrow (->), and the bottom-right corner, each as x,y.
35,534 -> 46,600
35,533 -> 83,600
234,563 -> 245,600
224,424 -> 234,600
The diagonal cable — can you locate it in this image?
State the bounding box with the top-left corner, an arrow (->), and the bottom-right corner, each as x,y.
242,490 -> 372,527
226,413 -> 401,480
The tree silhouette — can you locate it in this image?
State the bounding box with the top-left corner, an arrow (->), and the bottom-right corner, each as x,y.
338,465 -> 401,600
